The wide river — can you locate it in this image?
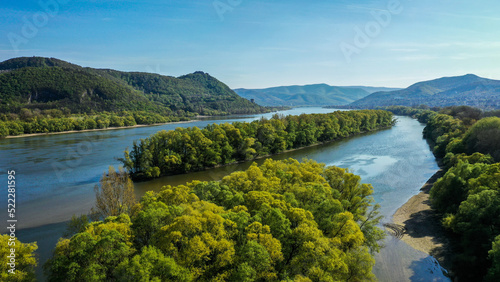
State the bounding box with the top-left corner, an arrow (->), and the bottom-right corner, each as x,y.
0,107 -> 449,281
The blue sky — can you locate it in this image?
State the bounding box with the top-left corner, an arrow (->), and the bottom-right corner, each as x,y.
1,0 -> 499,88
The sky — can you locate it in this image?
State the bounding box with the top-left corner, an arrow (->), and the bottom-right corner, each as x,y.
1,0 -> 499,89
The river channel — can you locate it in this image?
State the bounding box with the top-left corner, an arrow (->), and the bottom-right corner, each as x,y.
0,107 -> 449,281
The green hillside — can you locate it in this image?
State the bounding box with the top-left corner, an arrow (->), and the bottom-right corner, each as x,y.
0,66 -> 166,114
234,84 -> 372,107
0,57 -> 267,116
350,74 -> 500,110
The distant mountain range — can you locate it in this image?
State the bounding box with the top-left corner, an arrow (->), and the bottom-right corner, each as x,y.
350,74 -> 500,110
234,84 -> 401,107
0,57 -> 267,115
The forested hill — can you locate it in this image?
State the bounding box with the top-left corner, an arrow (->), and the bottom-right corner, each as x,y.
0,57 -> 267,115
349,74 -> 500,110
234,84 -> 375,107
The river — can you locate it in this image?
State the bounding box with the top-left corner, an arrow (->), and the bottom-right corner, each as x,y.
0,107 -> 449,281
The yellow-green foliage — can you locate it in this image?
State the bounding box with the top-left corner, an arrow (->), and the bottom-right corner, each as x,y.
45,159 -> 384,281
0,235 -> 37,282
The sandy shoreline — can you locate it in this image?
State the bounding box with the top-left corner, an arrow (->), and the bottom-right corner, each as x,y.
4,119 -> 197,139
392,167 -> 455,276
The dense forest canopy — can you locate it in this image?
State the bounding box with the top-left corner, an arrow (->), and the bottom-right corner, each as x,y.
120,110 -> 394,179
44,159 -> 385,281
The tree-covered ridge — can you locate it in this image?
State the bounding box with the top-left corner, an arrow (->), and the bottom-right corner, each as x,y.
0,56 -> 82,71
0,66 -> 167,115
0,57 -> 268,116
102,70 -> 267,115
410,106 -> 500,281
120,110 -> 394,179
45,159 -> 385,281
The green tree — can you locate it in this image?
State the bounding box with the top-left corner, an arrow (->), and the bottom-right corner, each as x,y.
462,117 -> 500,161
63,214 -> 90,238
114,246 -> 192,282
0,121 -> 9,137
0,235 -> 37,282
486,235 -> 500,282
45,215 -> 134,281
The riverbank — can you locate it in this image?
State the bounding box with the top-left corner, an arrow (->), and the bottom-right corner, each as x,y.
4,119 -> 197,139
392,167 -> 455,277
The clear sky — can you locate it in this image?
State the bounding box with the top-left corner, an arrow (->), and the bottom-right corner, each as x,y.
1,0 -> 499,89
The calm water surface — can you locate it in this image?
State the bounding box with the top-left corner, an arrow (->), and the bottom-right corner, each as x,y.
0,108 -> 449,281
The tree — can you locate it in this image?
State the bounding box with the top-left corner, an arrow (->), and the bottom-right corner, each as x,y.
486,235 -> 500,282
0,235 -> 37,282
63,214 -> 90,238
93,166 -> 136,218
462,117 -> 500,162
45,215 -> 133,281
0,121 -> 9,137
114,246 -> 192,282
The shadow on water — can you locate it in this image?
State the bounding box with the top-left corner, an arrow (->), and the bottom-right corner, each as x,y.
409,256 -> 450,282
13,221 -> 68,282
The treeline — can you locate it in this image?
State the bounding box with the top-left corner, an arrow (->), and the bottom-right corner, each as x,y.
45,159 -> 385,281
0,57 -> 269,117
384,105 -> 435,117
385,105 -> 500,124
107,70 -> 270,116
120,110 -> 394,179
0,110 -> 190,137
0,66 -> 169,115
413,105 -> 500,281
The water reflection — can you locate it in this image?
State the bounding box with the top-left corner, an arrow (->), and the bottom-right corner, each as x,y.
332,154 -> 399,179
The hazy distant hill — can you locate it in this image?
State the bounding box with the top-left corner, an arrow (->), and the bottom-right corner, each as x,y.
0,57 -> 267,115
234,84 -> 383,107
340,86 -> 402,94
350,74 -> 500,110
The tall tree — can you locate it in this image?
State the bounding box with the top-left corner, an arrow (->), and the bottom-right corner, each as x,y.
93,166 -> 136,218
